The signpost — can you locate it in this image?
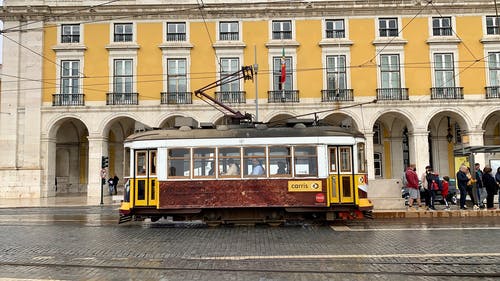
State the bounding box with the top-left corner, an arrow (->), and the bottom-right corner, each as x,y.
100,156 -> 109,205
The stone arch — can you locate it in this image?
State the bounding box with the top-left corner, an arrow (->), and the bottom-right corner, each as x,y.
481,110 -> 500,145
321,110 -> 362,131
47,117 -> 90,195
46,114 -> 90,139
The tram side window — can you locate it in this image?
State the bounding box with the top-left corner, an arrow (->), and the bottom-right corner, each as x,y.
136,151 -> 147,176
244,147 -> 266,177
329,147 -> 337,173
168,148 -> 190,178
294,146 -> 318,177
357,143 -> 367,173
269,146 -> 291,176
193,148 -> 215,177
218,147 -> 241,177
150,151 -> 157,176
339,146 -> 352,172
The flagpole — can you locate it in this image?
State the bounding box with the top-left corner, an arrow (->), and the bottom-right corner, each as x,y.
254,45 -> 259,122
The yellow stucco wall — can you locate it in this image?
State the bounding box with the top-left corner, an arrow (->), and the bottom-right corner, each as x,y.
137,22 -> 163,100
350,18 -> 376,97
43,26 -> 57,102
403,17 -> 431,95
42,16 -> 491,102
296,19 -> 322,97
84,23 -> 109,101
457,16 -> 486,94
190,22 -> 217,94
242,20 -> 268,99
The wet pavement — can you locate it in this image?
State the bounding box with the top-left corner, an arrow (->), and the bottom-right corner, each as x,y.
0,205 -> 498,280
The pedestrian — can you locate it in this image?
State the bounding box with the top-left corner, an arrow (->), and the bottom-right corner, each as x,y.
466,167 -> 476,207
405,164 -> 421,210
420,165 -> 432,210
113,175 -> 119,195
473,163 -> 484,209
424,166 -> 437,210
441,176 -> 450,210
482,167 -> 498,210
456,165 -> 469,210
495,167 -> 500,209
108,177 -> 114,196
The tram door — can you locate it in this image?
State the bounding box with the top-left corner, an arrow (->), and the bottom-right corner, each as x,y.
134,150 -> 158,207
328,146 -> 355,204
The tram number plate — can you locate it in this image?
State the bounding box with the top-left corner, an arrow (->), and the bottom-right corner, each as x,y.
287,181 -> 322,192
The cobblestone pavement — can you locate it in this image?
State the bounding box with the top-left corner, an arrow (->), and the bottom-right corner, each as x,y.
0,206 -> 498,280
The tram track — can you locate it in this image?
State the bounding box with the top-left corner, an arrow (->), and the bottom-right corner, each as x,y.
0,259 -> 498,278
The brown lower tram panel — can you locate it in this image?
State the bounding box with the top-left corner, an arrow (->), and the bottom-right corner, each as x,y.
158,179 -> 327,209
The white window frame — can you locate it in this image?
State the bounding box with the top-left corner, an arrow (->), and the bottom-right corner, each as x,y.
379,54 -> 401,89
166,58 -> 188,93
219,57 -> 241,92
218,21 -> 240,41
326,55 -> 347,90
432,52 -> 456,88
430,16 -> 454,37
485,16 -> 500,35
60,60 -> 81,94
487,52 -> 500,86
165,22 -> 188,42
378,18 -> 399,37
110,22 -> 136,43
324,19 -> 346,39
57,23 -> 84,44
267,47 -> 297,91
269,20 -> 294,40
113,59 -> 134,93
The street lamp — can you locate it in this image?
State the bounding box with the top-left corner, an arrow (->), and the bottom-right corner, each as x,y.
446,116 -> 453,143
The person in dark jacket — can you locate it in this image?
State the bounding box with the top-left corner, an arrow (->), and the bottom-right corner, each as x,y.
495,167 -> 500,208
456,165 -> 469,210
113,175 -> 119,195
482,167 -> 498,210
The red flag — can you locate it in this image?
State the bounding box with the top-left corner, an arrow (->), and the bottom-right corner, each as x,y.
280,48 -> 286,85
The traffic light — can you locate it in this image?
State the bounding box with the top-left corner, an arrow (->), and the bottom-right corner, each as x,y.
101,156 -> 109,168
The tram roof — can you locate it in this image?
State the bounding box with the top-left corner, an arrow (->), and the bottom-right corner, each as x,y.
125,125 -> 363,143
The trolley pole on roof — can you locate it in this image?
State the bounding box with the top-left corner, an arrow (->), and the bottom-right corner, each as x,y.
254,45 -> 259,122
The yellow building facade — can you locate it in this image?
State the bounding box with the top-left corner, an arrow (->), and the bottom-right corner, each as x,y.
1,0 -> 500,207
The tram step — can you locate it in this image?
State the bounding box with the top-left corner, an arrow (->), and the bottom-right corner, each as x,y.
118,215 -> 133,224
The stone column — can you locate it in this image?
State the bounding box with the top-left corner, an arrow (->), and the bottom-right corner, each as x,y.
40,136 -> 57,197
87,135 -> 109,203
410,129 -> 430,176
364,131 -> 375,180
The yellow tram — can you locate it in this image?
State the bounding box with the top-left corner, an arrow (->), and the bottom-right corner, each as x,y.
119,122 -> 373,224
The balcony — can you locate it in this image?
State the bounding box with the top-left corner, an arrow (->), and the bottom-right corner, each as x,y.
376,88 -> 409,101
215,91 -> 246,103
52,94 -> 85,106
161,92 -> 192,104
106,92 -> 138,105
430,87 -> 463,100
219,32 -> 239,41
485,86 -> 500,99
321,89 -> 353,102
268,90 -> 299,103
326,30 -> 345,39
166,33 -> 186,42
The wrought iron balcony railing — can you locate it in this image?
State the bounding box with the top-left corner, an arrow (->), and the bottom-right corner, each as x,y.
485,86 -> 500,99
268,90 -> 299,103
376,88 -> 409,100
430,87 -> 463,100
161,92 -> 192,104
326,30 -> 345,39
321,89 -> 353,102
166,33 -> 186,41
215,91 -> 246,104
106,92 -> 138,105
52,94 -> 85,106
219,32 -> 239,41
